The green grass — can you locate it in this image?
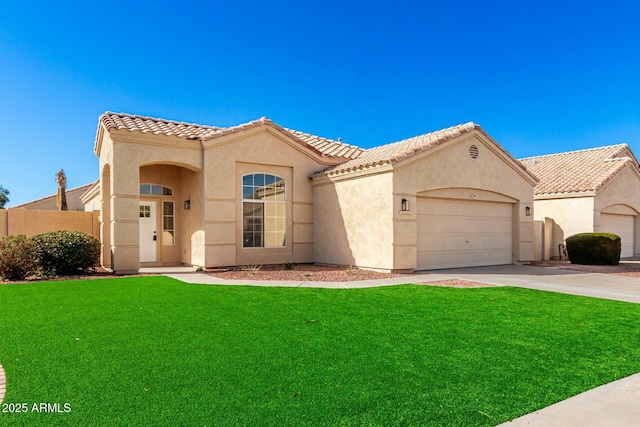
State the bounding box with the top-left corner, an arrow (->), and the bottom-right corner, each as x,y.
1,277 -> 640,426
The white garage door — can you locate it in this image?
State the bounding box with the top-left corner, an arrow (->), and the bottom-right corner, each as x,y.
417,198 -> 513,270
600,213 -> 635,257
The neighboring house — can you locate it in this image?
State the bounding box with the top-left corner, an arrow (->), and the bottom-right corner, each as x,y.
14,183 -> 94,211
520,144 -> 640,258
82,112 -> 537,274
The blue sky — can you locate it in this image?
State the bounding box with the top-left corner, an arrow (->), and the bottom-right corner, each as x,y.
1,0 -> 639,206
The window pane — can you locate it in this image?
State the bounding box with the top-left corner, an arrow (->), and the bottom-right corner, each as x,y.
243,187 -> 255,200
243,175 -> 253,186
163,202 -> 174,215
140,184 -> 150,194
162,187 -> 173,195
163,231 -> 175,246
164,217 -> 174,230
151,185 -> 162,195
265,174 -> 276,185
254,174 -> 265,187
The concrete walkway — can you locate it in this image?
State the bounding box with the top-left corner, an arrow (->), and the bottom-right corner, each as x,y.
167,264 -> 640,304
165,264 -> 640,426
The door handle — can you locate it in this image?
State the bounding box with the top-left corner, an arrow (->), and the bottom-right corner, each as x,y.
153,231 -> 157,241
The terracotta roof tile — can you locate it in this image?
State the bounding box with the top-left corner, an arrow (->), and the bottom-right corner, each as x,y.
100,112 -> 221,139
519,144 -> 638,195
312,122 -> 522,178
98,112 -> 363,160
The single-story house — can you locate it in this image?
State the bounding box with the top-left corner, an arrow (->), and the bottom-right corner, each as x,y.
520,144 -> 640,258
14,183 -> 94,211
81,112 -> 537,274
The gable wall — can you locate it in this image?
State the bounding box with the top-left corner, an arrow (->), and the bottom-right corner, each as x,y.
392,133 -> 536,269
594,166 -> 640,255
202,129 -> 328,267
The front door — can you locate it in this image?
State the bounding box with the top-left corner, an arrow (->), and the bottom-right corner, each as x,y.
139,201 -> 157,263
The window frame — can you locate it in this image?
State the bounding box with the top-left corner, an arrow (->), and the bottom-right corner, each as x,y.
242,173 -> 286,248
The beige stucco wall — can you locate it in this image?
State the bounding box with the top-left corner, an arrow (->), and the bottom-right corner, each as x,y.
0,208 -> 99,238
95,123 -> 341,272
313,171 -> 395,270
0,210 -> 7,237
201,128 -> 333,267
96,128 -> 204,273
533,196 -> 595,245
392,132 -> 536,269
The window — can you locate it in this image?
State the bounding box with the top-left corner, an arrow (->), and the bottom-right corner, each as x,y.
163,201 -> 175,245
140,184 -> 172,195
139,205 -> 151,218
242,174 -> 286,248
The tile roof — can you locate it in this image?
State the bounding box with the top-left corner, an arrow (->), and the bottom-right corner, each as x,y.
519,144 -> 638,195
100,112 -> 221,140
98,112 -> 362,160
311,122 -> 531,179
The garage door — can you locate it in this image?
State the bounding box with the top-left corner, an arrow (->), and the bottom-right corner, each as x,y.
417,198 -> 513,270
600,213 -> 635,257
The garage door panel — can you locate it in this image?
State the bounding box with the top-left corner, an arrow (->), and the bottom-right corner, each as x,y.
600,214 -> 635,257
417,198 -> 513,270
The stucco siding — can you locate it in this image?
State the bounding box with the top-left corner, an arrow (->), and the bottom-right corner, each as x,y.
393,133 -> 535,269
203,129 -> 327,267
533,197 -> 595,241
313,172 -> 395,270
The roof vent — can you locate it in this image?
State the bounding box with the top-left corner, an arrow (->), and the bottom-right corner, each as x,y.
469,145 -> 479,159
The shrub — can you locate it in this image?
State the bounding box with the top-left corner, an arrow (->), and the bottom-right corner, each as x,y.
0,235 -> 36,281
566,233 -> 621,265
31,230 -> 100,276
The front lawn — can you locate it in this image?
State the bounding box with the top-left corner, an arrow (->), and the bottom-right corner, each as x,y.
1,277 -> 639,426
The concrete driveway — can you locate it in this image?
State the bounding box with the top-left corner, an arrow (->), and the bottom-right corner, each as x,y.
424,264 -> 640,304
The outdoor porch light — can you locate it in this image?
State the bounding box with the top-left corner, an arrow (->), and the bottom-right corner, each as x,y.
525,206 -> 531,216
401,198 -> 410,212
184,199 -> 191,210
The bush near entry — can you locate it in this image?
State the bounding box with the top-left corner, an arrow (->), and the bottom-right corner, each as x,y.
566,232 -> 621,265
31,230 -> 100,277
0,235 -> 36,281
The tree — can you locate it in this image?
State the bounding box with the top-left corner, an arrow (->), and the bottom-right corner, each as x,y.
0,185 -> 9,209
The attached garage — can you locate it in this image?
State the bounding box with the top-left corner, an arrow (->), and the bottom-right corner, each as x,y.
417,198 -> 513,270
521,144 -> 640,261
600,213 -> 635,257
312,122 -> 537,272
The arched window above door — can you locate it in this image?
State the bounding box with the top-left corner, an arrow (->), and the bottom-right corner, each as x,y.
140,184 -> 173,196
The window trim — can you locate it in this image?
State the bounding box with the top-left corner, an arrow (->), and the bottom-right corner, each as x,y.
162,201 -> 175,246
140,184 -> 173,196
242,173 -> 286,248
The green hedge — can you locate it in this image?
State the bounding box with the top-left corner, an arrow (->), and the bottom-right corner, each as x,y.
31,230 -> 101,277
566,233 -> 621,265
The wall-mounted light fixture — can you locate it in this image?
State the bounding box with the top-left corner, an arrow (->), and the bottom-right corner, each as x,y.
525,206 -> 531,216
401,198 -> 410,212
184,199 -> 191,210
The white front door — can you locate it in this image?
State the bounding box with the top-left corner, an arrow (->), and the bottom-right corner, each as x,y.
139,201 -> 157,263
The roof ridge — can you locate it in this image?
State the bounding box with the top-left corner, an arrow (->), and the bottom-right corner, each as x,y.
519,143 -> 628,161
311,122 -> 493,179
101,111 -> 222,130
283,128 -> 361,150
365,122 -> 478,152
